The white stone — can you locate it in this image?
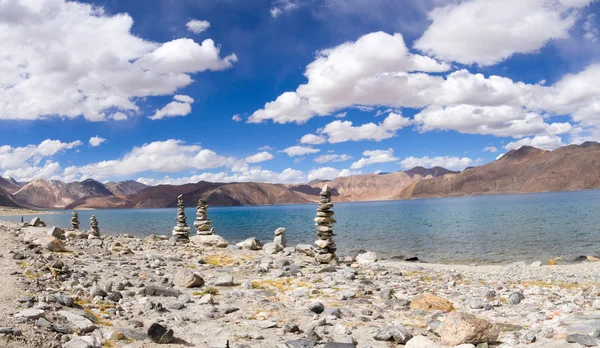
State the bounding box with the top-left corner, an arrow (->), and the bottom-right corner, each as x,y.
356,251 -> 377,265
405,336 -> 442,348
190,234 -> 228,248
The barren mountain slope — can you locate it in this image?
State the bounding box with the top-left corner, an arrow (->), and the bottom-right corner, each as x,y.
13,178 -> 113,209
105,181 -> 148,197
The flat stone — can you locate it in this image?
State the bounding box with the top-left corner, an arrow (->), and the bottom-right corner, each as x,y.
236,237 -> 263,250
63,336 -> 101,348
410,294 -> 454,312
323,343 -> 356,348
17,308 -> 45,320
214,275 -> 234,286
190,234 -> 228,248
139,285 -> 181,297
57,310 -> 97,333
566,334 -> 598,347
405,336 -> 442,348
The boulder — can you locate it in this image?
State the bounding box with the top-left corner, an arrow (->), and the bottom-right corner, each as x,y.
356,251 -> 377,265
148,323 -> 173,344
57,310 -> 97,333
438,311 -> 499,346
23,230 -> 66,252
47,226 -> 64,238
65,230 -> 89,239
405,336 -> 441,348
174,270 -> 204,288
263,242 -> 283,254
410,294 -> 453,312
236,237 -> 263,250
190,234 -> 228,248
296,244 -> 316,257
30,217 -> 45,227
63,336 -> 101,348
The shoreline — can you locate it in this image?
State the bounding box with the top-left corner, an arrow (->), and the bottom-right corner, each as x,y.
0,218 -> 599,347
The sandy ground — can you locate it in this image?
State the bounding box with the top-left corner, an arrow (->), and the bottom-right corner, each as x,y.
0,206 -> 50,216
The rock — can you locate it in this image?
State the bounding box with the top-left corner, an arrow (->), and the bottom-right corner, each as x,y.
65,230 -> 89,239
140,285 -> 181,297
373,325 -> 413,344
273,227 -> 287,247
263,242 -> 283,254
296,244 -> 316,257
285,339 -> 317,348
23,230 -> 66,252
215,275 -> 234,286
405,336 -> 442,348
410,294 -> 454,312
198,294 -> 214,305
168,302 -> 185,310
438,311 -> 499,346
47,226 -> 64,238
90,283 -> 107,298
190,234 -> 228,248
315,253 -> 335,264
509,292 -> 524,305
148,323 -> 174,344
105,292 -> 123,302
323,343 -> 356,348
174,269 -> 204,288
57,310 -> 97,333
237,237 -> 263,250
63,336 -> 101,348
566,334 -> 598,347
355,251 -> 377,265
530,261 -> 542,267
30,217 -> 45,227
57,293 -> 74,307
17,308 -> 45,320
308,301 -> 325,314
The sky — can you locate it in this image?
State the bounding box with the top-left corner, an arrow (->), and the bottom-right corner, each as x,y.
0,0 -> 600,185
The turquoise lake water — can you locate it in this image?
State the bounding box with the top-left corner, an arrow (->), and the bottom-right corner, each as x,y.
4,189 -> 600,263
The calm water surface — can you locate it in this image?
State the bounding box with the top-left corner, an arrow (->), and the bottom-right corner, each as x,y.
4,190 -> 600,263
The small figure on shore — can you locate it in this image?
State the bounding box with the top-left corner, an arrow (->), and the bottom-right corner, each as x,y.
273,227 -> 286,247
314,184 -> 337,264
172,194 -> 190,242
70,211 -> 80,230
89,215 -> 100,239
193,199 -> 213,235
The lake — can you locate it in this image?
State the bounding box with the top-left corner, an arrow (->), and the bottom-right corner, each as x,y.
3,190 -> 600,264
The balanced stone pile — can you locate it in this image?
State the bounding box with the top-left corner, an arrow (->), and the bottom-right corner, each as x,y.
89,215 -> 100,239
314,184 -> 337,264
70,211 -> 79,230
172,194 -> 190,242
193,199 -> 213,235
273,227 -> 286,247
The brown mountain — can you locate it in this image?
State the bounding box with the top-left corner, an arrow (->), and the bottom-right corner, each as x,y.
396,142 -> 600,199
403,166 -> 458,178
14,178 -> 114,209
0,176 -> 22,194
0,186 -> 21,208
64,196 -> 129,210
105,180 -> 148,197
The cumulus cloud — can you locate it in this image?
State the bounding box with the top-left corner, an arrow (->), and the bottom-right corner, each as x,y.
307,167 -> 361,181
583,14 -> 599,42
350,149 -> 398,169
149,95 -> 194,120
300,133 -> 326,145
186,19 -> 210,34
0,0 -> 235,121
89,136 -> 106,147
415,0 -> 592,65
483,146 -> 498,153
138,168 -> 306,186
314,154 -> 353,164
503,135 -> 565,150
280,146 -> 320,157
270,0 -> 300,18
0,139 -> 82,181
245,151 -> 274,163
232,114 -> 242,122
400,156 -> 473,170
319,112 -> 411,143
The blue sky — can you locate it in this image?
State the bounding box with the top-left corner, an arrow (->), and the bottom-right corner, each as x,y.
1,0 -> 599,185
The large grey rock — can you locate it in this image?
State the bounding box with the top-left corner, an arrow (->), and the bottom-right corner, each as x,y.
190,234 -> 228,248
439,312 -> 499,346
139,285 -> 181,297
174,269 -> 204,288
57,310 -> 97,333
509,292 -> 525,305
373,325 -> 412,344
296,244 -> 316,257
236,237 -> 263,250
214,275 -> 234,286
30,217 -> 45,227
63,336 -> 101,348
17,308 -> 45,320
23,229 -> 66,252
405,336 -> 442,348
47,226 -> 64,238
355,251 -> 377,265
566,334 -> 598,347
263,242 -> 283,254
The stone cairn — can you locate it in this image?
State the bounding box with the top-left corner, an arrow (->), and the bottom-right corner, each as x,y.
273,227 -> 287,247
70,211 -> 80,230
193,199 -> 214,235
172,194 -> 191,241
314,184 -> 337,264
89,215 -> 100,239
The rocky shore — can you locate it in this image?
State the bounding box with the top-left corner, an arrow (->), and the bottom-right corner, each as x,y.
0,218 -> 600,348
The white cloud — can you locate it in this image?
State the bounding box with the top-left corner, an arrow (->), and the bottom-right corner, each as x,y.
314,154 -> 353,164
300,133 -> 327,145
307,167 -> 341,181
138,168 -> 306,185
249,32 -> 449,124
503,135 -> 565,150
319,112 -> 411,143
270,0 -> 300,18
400,156 -> 473,170
0,0 -> 235,121
245,151 -> 274,164
186,19 -> 210,34
232,114 -> 242,122
258,145 -> 273,151
110,112 -> 128,121
149,95 -> 194,120
350,149 -> 398,169
0,139 -> 82,181
415,0 -> 592,65
334,112 -> 347,118
482,146 -> 498,153
89,136 -> 106,147
62,139 -> 237,181
281,146 -> 320,157
583,14 -> 599,42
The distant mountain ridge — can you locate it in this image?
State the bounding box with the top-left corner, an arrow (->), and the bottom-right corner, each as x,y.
2,142 -> 600,210
0,176 -> 23,194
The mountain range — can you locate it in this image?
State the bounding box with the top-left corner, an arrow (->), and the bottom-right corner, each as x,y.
1,142 -> 600,210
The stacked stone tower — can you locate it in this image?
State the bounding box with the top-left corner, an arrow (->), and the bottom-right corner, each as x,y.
194,199 -> 213,235
314,184 -> 337,263
89,215 -> 100,239
70,211 -> 80,230
172,194 -> 191,241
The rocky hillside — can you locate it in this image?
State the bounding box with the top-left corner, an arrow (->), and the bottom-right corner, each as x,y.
0,186 -> 21,208
105,180 -> 148,197
13,178 -> 114,209
403,166 -> 458,178
396,142 -> 600,199
0,176 -> 22,194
